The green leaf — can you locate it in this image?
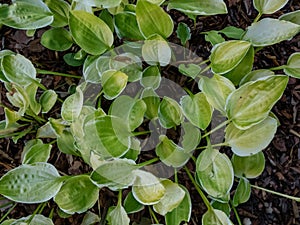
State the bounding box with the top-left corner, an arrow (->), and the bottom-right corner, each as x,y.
22,142 -> 52,164
41,28 -> 73,51
210,40 -> 252,74
136,0 -> 174,39
226,75 -> 288,129
211,201 -> 231,216
153,180 -> 185,216
44,0 -> 70,27
141,66 -> 161,89
114,12 -> 144,40
253,0 -> 289,14
57,130 -> 80,156
231,152 -> 265,178
167,0 -> 227,15
156,135 -> 191,168
109,95 -> 146,131
69,10 -> 113,55
158,96 -> 183,128
196,149 -> 234,202
141,88 -> 160,119
165,185 -> 191,225
78,0 -> 122,8
39,90 -> 57,113
6,83 -> 29,116
101,70 -> 128,100
83,55 -> 102,84
63,53 -> 85,67
99,9 -> 114,32
0,163 -> 63,203
233,177 -> 251,207
90,159 -> 137,190
180,122 -> 201,152
132,170 -> 165,205
107,204 -> 130,225
0,0 -> 53,29
142,36 -> 171,66
223,46 -> 254,85
176,22 -> 191,45
284,52 -> 300,78
180,93 -> 213,130
239,69 -> 275,86
279,10 -> 300,25
9,214 -> 54,225
81,211 -> 101,225
84,115 -> 131,158
243,18 -> 300,47
199,74 -> 235,115
178,63 -> 201,79
1,53 -> 36,86
225,116 -> 277,156
54,175 -> 99,214
219,26 -> 245,39
124,191 -> 144,214
204,30 -> 225,45
25,81 -> 41,115
61,86 -> 83,122
4,108 -> 21,129
202,209 -> 233,225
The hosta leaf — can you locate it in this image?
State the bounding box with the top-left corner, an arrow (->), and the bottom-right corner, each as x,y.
44,0 -> 70,27
0,163 -> 63,203
225,116 -> 277,156
176,22 -> 191,45
199,74 -> 235,115
141,66 -> 161,90
243,18 -> 300,47
156,135 -> 191,168
25,81 -> 41,115
142,36 -> 171,67
167,0 -> 227,16
280,10 -> 300,25
165,185 -> 191,225
84,115 -> 131,158
9,214 -> 54,225
210,40 -> 252,74
109,95 -> 146,131
108,204 -> 130,225
239,69 -> 275,86
1,53 -> 36,86
180,93 -> 213,130
132,170 -> 165,205
180,122 -> 201,152
253,0 -> 289,14
81,211 -> 100,225
231,152 -> 265,179
54,175 -> 99,214
226,75 -> 288,130
202,209 -> 233,225
223,46 -> 254,85
114,12 -> 144,40
141,88 -> 160,119
75,0 -> 122,8
136,0 -> 174,38
233,177 -> 251,207
179,63 -> 201,79
83,55 -> 102,84
101,70 -> 128,100
61,86 -> 83,122
39,90 -> 57,113
22,142 -> 52,164
196,149 -> 234,202
158,96 -> 183,128
69,10 -> 113,55
153,180 -> 185,216
284,52 -> 300,78
219,26 -> 245,39
57,130 -> 79,156
211,201 -> 231,216
0,0 -> 53,29
41,28 -> 73,51
4,108 -> 21,129
204,30 -> 225,46
124,191 -> 144,214
90,159 -> 137,190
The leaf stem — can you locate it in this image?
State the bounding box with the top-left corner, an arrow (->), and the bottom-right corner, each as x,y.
251,184 -> 300,202
132,130 -> 151,136
253,13 -> 262,23
36,69 -> 81,79
137,157 -> 159,167
269,65 -> 287,71
0,203 -> 17,223
196,142 -> 229,150
202,120 -> 230,138
230,200 -> 242,225
184,166 -> 212,210
148,206 -> 159,224
118,190 -> 122,206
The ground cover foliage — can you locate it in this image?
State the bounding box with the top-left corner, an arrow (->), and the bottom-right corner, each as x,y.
0,0 -> 300,224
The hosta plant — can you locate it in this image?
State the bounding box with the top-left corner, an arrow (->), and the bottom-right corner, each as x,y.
0,0 -> 300,224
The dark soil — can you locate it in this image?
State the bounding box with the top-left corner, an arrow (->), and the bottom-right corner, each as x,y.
0,0 -> 300,224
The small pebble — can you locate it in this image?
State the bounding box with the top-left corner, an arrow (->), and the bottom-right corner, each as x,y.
243,217 -> 252,225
